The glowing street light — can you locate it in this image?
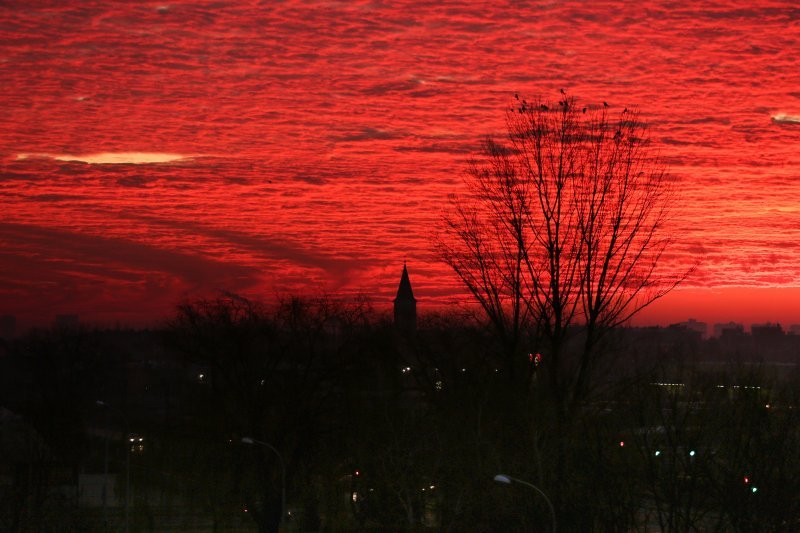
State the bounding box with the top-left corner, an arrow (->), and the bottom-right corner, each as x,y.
494,474 -> 556,533
242,437 -> 286,528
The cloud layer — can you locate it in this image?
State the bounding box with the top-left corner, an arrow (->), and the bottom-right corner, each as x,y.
1,0 -> 800,325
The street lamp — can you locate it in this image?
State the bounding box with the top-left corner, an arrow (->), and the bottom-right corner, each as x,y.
96,400 -> 130,533
494,474 -> 556,533
242,437 -> 286,529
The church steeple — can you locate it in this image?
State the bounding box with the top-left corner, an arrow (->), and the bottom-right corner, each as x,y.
393,262 -> 416,335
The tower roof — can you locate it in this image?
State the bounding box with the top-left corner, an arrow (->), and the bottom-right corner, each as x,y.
394,262 -> 416,302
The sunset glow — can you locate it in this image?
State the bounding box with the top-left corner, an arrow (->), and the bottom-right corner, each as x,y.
2,1 -> 800,327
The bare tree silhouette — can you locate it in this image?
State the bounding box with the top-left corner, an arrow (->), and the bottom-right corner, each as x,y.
438,92 -> 690,420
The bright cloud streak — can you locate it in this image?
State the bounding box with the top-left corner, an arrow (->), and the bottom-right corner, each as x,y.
17,152 -> 192,164
771,114 -> 800,124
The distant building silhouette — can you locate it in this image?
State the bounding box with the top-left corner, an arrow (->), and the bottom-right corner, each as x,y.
671,318 -> 707,339
393,262 -> 416,335
0,315 -> 15,339
54,314 -> 79,328
751,322 -> 783,339
713,321 -> 744,338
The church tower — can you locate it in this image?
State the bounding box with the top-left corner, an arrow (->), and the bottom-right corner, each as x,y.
393,262 -> 417,335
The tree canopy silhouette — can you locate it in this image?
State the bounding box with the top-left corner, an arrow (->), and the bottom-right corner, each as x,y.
438,92 -> 689,417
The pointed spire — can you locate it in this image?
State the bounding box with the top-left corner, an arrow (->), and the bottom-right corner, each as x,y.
394,262 -> 417,335
395,262 -> 416,302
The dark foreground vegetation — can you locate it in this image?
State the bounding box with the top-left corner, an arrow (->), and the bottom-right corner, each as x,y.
0,296 -> 799,532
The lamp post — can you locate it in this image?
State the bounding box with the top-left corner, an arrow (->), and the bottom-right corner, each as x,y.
242,437 -> 286,529
99,412 -> 110,531
96,401 -> 130,533
494,474 -> 556,533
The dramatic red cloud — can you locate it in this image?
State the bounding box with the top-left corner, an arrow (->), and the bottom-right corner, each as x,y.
1,1 -> 799,328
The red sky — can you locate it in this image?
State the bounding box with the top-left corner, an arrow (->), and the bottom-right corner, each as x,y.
1,1 -> 800,329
